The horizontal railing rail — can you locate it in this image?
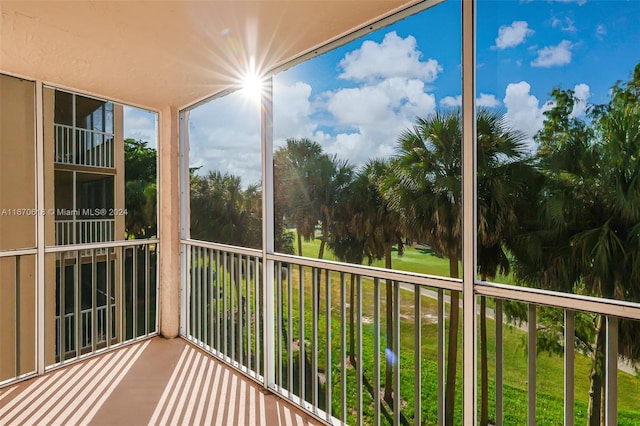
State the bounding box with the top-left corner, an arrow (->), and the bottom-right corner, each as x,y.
269,251 -> 462,292
477,280 -> 640,320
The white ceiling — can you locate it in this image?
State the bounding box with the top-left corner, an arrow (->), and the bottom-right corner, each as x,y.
0,1 -> 418,110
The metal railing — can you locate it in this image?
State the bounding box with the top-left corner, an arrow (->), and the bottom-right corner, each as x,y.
181,240 -> 463,425
55,218 -> 116,246
181,240 -> 640,425
50,240 -> 158,367
55,303 -> 116,358
182,241 -> 264,381
54,124 -> 114,168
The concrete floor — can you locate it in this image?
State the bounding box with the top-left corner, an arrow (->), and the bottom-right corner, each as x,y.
0,338 -> 322,426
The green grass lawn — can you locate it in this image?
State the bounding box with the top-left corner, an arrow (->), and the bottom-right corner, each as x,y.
280,231 -> 640,424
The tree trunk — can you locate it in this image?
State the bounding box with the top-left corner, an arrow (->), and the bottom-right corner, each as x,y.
480,291 -> 489,426
318,237 -> 326,259
384,249 -> 394,406
297,229 -> 303,257
587,315 -> 606,426
445,256 -> 460,426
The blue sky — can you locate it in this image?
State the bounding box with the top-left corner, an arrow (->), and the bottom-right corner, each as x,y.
187,0 -> 640,186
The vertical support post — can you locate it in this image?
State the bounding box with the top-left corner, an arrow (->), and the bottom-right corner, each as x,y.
159,106 -> 181,338
437,288 -> 445,426
35,80 -> 46,374
528,304 -> 537,426
261,76 -> 275,389
606,315 -> 618,425
564,309 -> 575,426
373,278 -> 380,426
91,250 -> 97,353
495,299 -> 504,426
15,256 -> 21,376
414,285 -> 422,426
179,110 -> 190,336
462,0 -> 478,424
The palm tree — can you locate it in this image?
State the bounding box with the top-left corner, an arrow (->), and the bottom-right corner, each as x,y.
274,138 -> 330,256
511,64 -> 640,425
351,160 -> 405,406
386,111 -> 462,425
317,156 -> 353,259
475,108 -> 534,425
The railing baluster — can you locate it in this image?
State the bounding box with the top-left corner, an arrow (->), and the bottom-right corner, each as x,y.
133,245 -> 138,339
373,277 -> 380,426
245,255 -> 251,372
15,255 -> 21,376
106,248 -> 111,348
311,267 -> 318,412
222,252 -> 228,359
288,263 -> 294,398
299,264 -> 305,405
606,315 -> 618,425
393,280 -> 401,426
238,254 -> 244,365
145,244 -> 150,337
340,272 -> 346,423
231,253 -> 236,362
253,256 -> 258,375
75,250 -> 81,358
91,250 -> 97,353
197,246 -> 202,344
216,250 -> 221,354
325,270 -> 332,422
356,275 -> 363,425
277,261 -> 283,386
438,288 -> 445,426
414,284 -> 421,426
528,304 -> 537,426
496,299 -> 503,426
208,248 -> 214,350
564,309 -> 574,426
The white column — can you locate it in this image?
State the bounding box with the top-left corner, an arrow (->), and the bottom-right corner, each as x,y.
159,106 -> 181,338
462,0 -> 477,424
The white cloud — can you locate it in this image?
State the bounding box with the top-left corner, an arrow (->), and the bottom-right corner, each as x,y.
338,31 -> 442,82
531,40 -> 573,68
503,81 -> 546,148
123,106 -> 157,148
440,95 -> 462,108
273,80 -> 317,147
551,17 -> 576,33
552,0 -> 586,5
188,91 -> 262,186
438,93 -> 499,108
494,21 -> 535,50
596,24 -> 606,39
477,93 -> 501,107
324,77 -> 437,164
570,83 -> 591,118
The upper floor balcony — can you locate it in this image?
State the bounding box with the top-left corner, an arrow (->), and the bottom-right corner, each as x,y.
54,124 -> 115,169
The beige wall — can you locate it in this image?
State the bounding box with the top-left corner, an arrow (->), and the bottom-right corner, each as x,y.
0,74 -> 36,251
0,74 -> 38,380
0,256 -> 37,381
